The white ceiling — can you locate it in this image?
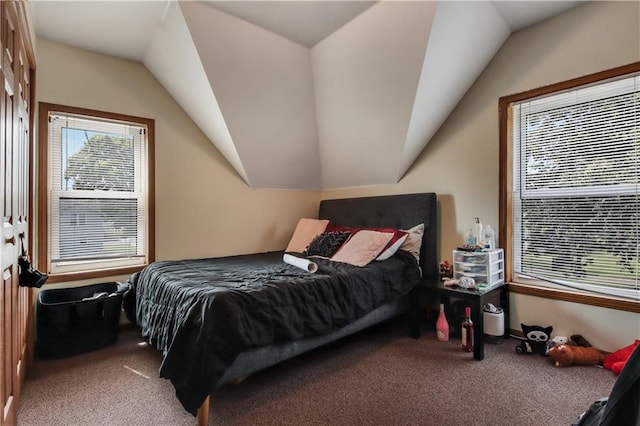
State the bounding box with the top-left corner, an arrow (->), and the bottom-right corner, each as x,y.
202,1 -> 377,47
30,1 -> 583,61
30,1 -> 584,190
31,1 -> 171,62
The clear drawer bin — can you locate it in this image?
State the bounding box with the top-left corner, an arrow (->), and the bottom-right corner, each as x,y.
453,249 -> 504,288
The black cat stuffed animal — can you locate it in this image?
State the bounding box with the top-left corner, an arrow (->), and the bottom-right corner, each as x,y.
516,324 -> 553,356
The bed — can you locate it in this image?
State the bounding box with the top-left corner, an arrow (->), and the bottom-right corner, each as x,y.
126,192 -> 437,424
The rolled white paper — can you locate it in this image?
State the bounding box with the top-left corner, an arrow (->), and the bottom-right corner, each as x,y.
283,253 -> 318,273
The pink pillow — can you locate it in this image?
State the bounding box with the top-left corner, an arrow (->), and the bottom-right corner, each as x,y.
285,218 -> 330,253
330,230 -> 394,267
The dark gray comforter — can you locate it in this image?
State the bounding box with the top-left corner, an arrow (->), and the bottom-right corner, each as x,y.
130,250 -> 420,415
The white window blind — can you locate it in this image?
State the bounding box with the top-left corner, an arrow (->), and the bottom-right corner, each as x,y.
511,74 -> 639,301
48,112 -> 148,274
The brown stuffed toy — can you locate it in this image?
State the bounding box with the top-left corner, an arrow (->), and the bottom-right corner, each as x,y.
548,344 -> 604,367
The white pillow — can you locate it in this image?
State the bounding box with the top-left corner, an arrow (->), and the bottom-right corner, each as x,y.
400,223 -> 424,263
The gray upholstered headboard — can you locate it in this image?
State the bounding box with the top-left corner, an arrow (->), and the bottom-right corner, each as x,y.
318,193 -> 438,278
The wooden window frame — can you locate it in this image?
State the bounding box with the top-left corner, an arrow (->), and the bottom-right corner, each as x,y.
498,62 -> 640,314
37,102 -> 155,283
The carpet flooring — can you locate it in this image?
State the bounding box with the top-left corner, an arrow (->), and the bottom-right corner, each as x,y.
17,320 -> 617,425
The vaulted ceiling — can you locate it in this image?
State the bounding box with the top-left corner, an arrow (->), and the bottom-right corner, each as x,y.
30,1 -> 581,190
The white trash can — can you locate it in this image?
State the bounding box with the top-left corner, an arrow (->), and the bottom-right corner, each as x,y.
483,303 -> 504,344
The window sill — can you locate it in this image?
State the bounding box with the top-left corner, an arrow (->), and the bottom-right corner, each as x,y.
508,282 -> 640,314
44,265 -> 145,284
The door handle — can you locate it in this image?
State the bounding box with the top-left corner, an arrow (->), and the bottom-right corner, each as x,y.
5,236 -> 15,245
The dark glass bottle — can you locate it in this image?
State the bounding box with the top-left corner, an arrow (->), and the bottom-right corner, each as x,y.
461,306 -> 474,352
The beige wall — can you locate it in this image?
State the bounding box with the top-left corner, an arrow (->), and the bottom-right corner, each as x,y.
322,1 -> 640,352
35,38 -> 321,285
34,1 -> 639,351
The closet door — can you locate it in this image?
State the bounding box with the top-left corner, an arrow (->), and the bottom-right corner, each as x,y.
1,2 -> 18,423
0,2 -> 33,424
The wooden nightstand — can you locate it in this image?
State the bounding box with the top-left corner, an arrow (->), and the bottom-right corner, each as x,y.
409,277 -> 509,360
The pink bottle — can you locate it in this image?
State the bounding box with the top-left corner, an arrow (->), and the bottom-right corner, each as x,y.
436,303 -> 449,342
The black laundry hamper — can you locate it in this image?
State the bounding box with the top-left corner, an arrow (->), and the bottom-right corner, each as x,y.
36,282 -> 124,359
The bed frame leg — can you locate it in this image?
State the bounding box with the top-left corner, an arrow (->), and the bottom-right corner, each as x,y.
196,396 -> 210,426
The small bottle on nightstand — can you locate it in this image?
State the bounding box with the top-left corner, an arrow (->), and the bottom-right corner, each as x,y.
461,306 -> 474,352
436,303 -> 449,342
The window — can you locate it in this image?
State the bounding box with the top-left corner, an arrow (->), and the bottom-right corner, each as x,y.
499,63 -> 640,306
38,103 -> 154,281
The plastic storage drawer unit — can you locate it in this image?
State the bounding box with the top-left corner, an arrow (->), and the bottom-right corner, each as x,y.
36,282 -> 123,359
453,249 -> 505,288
